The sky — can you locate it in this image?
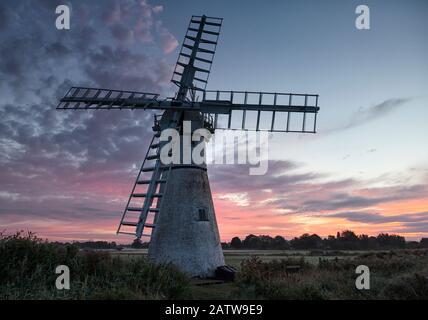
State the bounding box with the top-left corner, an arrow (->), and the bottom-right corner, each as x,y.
0,0 -> 427,243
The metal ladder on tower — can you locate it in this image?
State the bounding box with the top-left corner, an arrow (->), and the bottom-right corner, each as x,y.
117,115 -> 171,239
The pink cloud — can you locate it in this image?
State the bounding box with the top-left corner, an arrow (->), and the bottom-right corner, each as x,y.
161,35 -> 179,54
102,0 -> 177,51
156,21 -> 179,54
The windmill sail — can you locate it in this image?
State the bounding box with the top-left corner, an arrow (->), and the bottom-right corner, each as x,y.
171,15 -> 222,100
57,87 -> 161,110
201,90 -> 320,133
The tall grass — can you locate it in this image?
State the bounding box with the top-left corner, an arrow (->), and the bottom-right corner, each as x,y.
2,232 -> 427,300
0,232 -> 191,300
234,251 -> 428,300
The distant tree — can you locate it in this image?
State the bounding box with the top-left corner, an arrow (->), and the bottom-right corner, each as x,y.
376,233 -> 405,249
341,230 -> 358,241
421,238 -> 428,248
230,237 -> 242,249
72,241 -> 117,249
225,230 -> 411,251
407,241 -> 420,249
358,234 -> 370,249
131,238 -> 143,249
259,235 -> 275,249
290,233 -> 322,249
273,235 -> 289,250
324,235 -> 336,249
242,234 -> 261,249
368,236 -> 378,250
339,230 -> 360,250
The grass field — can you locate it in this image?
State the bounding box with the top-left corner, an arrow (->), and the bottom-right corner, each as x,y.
111,248 -> 366,267
110,248 -> 428,300
2,233 -> 427,300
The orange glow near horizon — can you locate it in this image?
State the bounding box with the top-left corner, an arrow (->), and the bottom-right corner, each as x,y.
2,184 -> 427,243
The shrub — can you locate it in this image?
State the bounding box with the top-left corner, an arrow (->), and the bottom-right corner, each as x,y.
234,251 -> 428,300
235,256 -> 324,299
0,232 -> 190,300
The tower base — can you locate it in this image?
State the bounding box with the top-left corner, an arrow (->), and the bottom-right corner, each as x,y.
148,166 -> 225,277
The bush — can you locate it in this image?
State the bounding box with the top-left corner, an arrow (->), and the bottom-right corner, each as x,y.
0,232 -> 190,300
382,274 -> 428,300
235,256 -> 324,299
234,251 -> 428,300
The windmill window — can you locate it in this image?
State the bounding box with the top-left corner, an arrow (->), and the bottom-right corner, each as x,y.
198,208 -> 209,221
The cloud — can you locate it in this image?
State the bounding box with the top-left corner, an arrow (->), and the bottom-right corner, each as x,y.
391,222 -> 428,234
208,160 -> 428,237
325,211 -> 428,224
110,23 -> 134,43
0,191 -> 20,201
0,5 -> 9,29
209,160 -> 319,193
266,181 -> 427,214
0,0 -> 180,240
351,98 -> 411,125
101,0 -> 177,50
156,21 -> 179,54
293,184 -> 427,212
215,193 -> 250,207
366,98 -> 410,117
0,1 -> 426,241
325,98 -> 412,133
320,211 -> 428,234
83,45 -> 168,91
152,5 -> 163,13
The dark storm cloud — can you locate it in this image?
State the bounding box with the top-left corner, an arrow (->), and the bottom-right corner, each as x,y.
0,0 -> 179,228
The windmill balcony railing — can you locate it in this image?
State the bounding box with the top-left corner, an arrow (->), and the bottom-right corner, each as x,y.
200,112 -> 214,132
202,90 -> 319,109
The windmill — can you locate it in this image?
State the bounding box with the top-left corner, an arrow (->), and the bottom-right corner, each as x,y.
57,15 -> 320,277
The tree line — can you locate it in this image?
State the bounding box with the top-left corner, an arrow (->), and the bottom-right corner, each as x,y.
53,231 -> 428,250
223,231 -> 428,250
